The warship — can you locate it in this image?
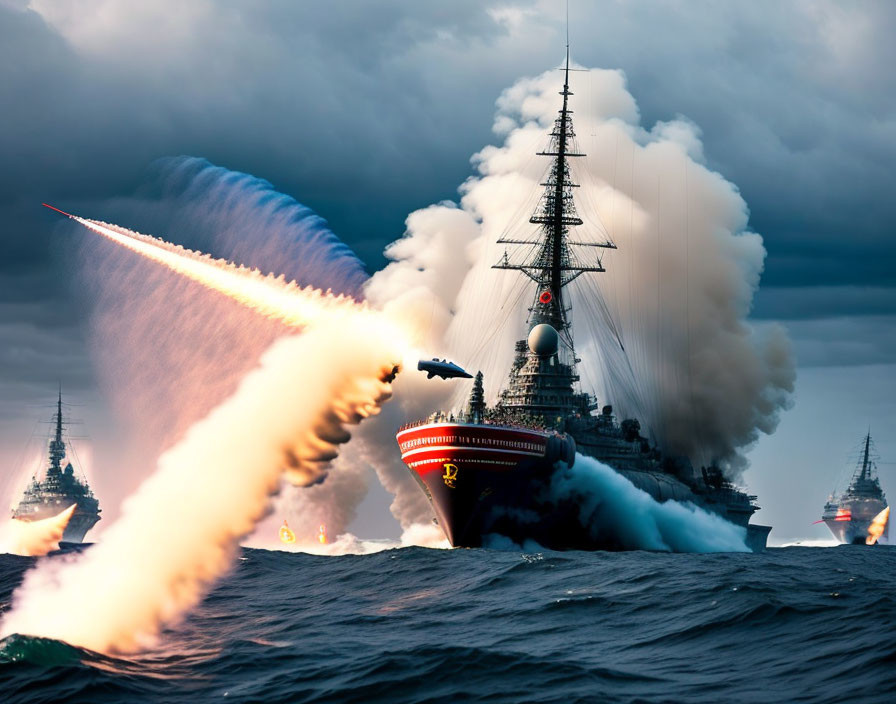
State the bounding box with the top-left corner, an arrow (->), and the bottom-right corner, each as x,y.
396,49 -> 771,552
11,391 -> 101,542
821,433 -> 889,545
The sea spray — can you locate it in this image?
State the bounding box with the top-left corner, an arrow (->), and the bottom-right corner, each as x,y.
552,454 -> 749,552
0,321 -> 403,653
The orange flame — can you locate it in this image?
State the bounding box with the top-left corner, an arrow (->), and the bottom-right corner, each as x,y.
866,506 -> 889,546
1,504 -> 77,556
318,524 -> 328,545
279,520 -> 296,544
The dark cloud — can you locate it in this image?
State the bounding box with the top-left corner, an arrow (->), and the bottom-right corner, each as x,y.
782,316 -> 896,368
754,286 -> 896,321
1,0 -> 894,418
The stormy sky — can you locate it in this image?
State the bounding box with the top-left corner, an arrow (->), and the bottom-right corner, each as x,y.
1,0 -> 895,542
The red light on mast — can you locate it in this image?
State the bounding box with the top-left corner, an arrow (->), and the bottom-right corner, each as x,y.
539,291 -> 552,304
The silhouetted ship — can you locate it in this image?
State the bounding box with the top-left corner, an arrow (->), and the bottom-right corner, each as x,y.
11,391 -> 101,542
396,49 -> 771,552
821,433 -> 889,545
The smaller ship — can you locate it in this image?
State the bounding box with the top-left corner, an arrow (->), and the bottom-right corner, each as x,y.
11,390 -> 101,543
821,432 -> 889,545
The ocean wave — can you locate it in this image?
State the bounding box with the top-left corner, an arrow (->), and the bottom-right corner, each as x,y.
2,546 -> 895,702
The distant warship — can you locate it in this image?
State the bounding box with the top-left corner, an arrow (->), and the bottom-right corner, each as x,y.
821,433 -> 889,545
11,391 -> 101,542
396,48 -> 771,552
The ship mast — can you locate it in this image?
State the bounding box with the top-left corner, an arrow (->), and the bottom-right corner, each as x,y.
860,431 -> 871,481
47,387 -> 66,476
493,46 -> 614,350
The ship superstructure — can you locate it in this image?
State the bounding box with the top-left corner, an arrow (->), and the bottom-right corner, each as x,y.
822,433 -> 889,545
11,391 -> 101,543
396,50 -> 771,551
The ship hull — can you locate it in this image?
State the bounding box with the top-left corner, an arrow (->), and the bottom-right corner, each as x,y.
398,422 -> 767,551
823,503 -> 889,545
397,422 -> 573,547
62,510 -> 101,543
12,502 -> 100,544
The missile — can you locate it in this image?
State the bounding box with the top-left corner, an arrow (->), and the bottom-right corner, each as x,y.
42,203 -> 75,218
417,358 -> 473,380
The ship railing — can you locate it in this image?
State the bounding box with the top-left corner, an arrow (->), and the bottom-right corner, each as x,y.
397,418 -> 552,434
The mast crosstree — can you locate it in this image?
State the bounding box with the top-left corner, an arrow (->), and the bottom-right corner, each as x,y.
48,388 -> 66,476
493,47 -> 614,343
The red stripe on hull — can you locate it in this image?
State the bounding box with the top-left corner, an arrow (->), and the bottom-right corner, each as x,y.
395,422 -> 576,547
398,423 -> 549,477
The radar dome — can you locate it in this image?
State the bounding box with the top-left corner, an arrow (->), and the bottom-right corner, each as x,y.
527,324 -> 559,357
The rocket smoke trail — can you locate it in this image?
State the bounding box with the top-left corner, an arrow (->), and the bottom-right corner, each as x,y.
71,160 -> 379,543
1,213 -> 411,653
60,211 -> 365,330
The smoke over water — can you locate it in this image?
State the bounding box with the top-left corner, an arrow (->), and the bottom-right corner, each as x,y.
75,159 -> 372,535
1,214 -> 408,651
1,326 -> 400,652
384,66 -> 795,476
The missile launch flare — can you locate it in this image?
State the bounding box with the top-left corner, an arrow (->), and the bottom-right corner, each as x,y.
866,506 -> 889,546
48,208 -> 420,355
279,520 -> 296,544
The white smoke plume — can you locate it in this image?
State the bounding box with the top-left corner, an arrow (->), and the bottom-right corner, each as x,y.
76,211 -> 447,537
73,159 -> 370,535
0,505 -> 76,557
360,204 -> 483,531
74,217 -> 361,331
378,65 -> 795,478
0,321 -> 403,653
553,455 -> 748,552
251,445 -> 371,547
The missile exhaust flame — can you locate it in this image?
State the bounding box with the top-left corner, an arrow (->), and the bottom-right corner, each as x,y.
47,205 -> 370,332
0,210 -> 418,653
866,506 -> 889,546
0,505 -> 77,557
279,520 -> 296,544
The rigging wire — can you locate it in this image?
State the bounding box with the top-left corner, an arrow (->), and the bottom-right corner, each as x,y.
683,157 -> 706,467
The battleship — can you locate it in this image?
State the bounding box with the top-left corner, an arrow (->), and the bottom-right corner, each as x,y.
11,391 -> 101,543
396,49 -> 771,552
821,433 -> 889,545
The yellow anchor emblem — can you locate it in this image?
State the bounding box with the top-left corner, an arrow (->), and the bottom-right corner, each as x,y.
442,463 -> 459,488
